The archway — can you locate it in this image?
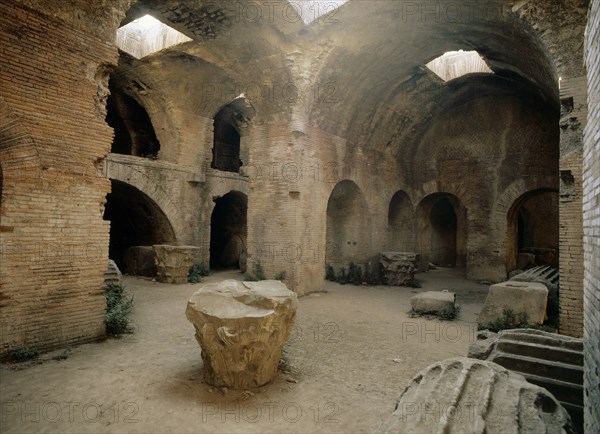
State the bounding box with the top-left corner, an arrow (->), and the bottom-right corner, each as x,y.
211,98 -> 254,173
417,193 -> 467,271
210,191 -> 248,270
387,190 -> 415,252
103,180 -> 176,271
325,180 -> 371,268
106,82 -> 160,158
507,189 -> 559,272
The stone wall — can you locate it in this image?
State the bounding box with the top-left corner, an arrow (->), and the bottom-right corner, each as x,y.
583,0 -> 600,431
0,1 -> 121,353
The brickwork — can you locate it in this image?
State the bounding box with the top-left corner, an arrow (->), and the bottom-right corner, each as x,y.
583,1 -> 600,430
0,1 -> 120,353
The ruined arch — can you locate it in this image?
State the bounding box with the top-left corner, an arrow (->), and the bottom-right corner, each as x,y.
416,193 -> 467,271
326,180 -> 371,268
103,179 -> 176,271
106,83 -> 161,158
387,190 -> 416,252
211,97 -> 255,173
507,188 -> 559,272
210,191 -> 248,270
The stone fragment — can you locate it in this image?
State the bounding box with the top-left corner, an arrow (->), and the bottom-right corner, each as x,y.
380,252 -> 419,286
517,252 -> 536,270
410,291 -> 456,314
468,328 -> 584,431
478,281 -> 548,326
123,246 -> 156,277
510,266 -> 560,317
104,259 -> 123,288
186,279 -> 298,389
153,245 -> 201,284
377,357 -> 575,434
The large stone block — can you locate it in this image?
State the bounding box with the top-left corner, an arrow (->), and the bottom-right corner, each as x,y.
153,245 -> 200,284
478,281 -> 548,327
468,328 -> 584,432
510,266 -> 560,318
380,252 -> 419,286
186,280 -> 298,389
410,291 -> 456,314
123,246 -> 156,277
377,357 -> 575,434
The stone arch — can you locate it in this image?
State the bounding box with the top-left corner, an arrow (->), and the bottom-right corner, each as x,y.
506,188 -> 559,272
210,190 -> 248,270
416,193 -> 467,271
103,179 -> 176,271
325,180 -> 372,268
387,190 -> 416,252
106,162 -> 182,240
211,97 -> 256,173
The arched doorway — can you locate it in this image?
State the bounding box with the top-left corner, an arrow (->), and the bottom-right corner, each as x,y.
210,191 -> 248,270
388,190 -> 415,252
507,189 -> 559,272
417,193 -> 467,271
106,82 -> 160,158
325,180 -> 371,268
211,98 -> 255,173
103,180 -> 176,271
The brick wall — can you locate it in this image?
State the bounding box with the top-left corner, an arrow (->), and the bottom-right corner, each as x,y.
0,1 -> 119,354
583,1 -> 600,431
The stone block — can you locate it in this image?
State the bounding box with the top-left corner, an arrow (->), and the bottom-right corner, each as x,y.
186,280 -> 298,389
153,245 -> 201,284
104,260 -> 122,288
123,246 -> 156,277
410,291 -> 456,314
517,252 -> 536,270
478,281 -> 548,326
380,252 -> 419,286
377,357 -> 575,434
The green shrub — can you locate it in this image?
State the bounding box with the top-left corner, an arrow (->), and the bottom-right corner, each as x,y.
348,262 -> 364,286
337,267 -> 348,285
254,262 -> 266,281
478,308 -> 529,332
410,305 -> 460,321
325,264 -> 336,281
188,262 -> 209,283
242,262 -> 271,281
104,283 -> 134,336
7,345 -> 40,362
364,262 -> 382,285
242,273 -> 258,282
273,271 -> 287,281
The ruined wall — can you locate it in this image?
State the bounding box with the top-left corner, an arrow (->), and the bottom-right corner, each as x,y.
0,1 -> 123,353
583,1 -> 600,430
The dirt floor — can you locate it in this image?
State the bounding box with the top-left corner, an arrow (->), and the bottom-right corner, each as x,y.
0,268 -> 488,433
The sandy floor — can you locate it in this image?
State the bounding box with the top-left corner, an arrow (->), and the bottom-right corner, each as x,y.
0,268 -> 488,433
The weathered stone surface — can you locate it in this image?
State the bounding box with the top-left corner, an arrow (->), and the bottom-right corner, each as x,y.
478,281 -> 548,326
511,266 -> 560,318
380,252 -> 419,286
517,252 -> 536,270
123,246 -> 156,277
153,245 -> 201,284
411,291 -> 455,314
104,260 -> 122,288
185,280 -> 298,389
377,357 -> 575,434
468,328 -> 584,431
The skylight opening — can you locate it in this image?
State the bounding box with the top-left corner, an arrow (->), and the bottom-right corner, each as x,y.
295,0 -> 349,25
426,50 -> 493,82
116,15 -> 192,59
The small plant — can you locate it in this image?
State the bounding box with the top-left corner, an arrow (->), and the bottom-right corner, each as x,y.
51,347 -> 72,361
348,262 -> 364,286
273,271 -> 287,281
104,283 -> 134,336
364,262 -> 382,285
404,279 -> 422,288
242,273 -> 258,282
409,305 -> 460,321
478,308 -> 530,332
7,345 -> 41,362
325,264 -> 336,281
337,267 -> 348,285
243,262 -> 268,281
188,262 -> 209,283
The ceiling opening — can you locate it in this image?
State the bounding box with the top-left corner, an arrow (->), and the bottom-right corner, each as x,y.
426,50 -> 493,82
116,14 -> 192,59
